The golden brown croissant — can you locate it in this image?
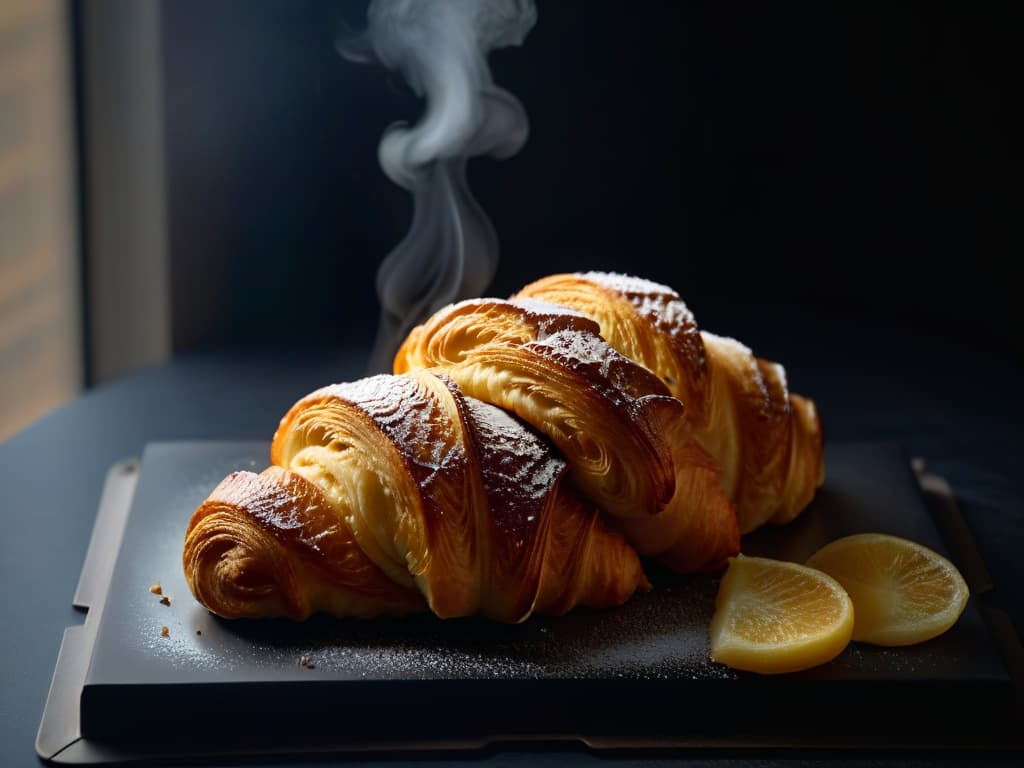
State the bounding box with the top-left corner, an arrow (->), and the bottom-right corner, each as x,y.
183,370 -> 649,622
393,298 -> 740,573
394,299 -> 683,520
514,272 -> 824,534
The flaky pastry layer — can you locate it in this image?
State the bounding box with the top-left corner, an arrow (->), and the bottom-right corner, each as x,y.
184,370 -> 648,621
394,298 -> 684,521
515,272 -> 824,534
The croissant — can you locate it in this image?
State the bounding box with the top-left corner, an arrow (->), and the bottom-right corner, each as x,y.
393,298 -> 740,573
513,272 -> 825,534
183,370 -> 649,622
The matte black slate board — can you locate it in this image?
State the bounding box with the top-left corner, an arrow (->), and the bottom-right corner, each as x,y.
74,442 -> 1012,754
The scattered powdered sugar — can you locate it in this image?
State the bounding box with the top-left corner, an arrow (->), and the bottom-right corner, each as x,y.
637,293 -> 697,337
323,375 -> 461,477
532,328 -> 616,375
581,270 -> 675,298
508,296 -> 586,322
443,297 -> 590,340
463,397 -> 563,487
583,271 -> 706,366
327,375 -> 425,434
429,297 -> 670,406
461,396 -> 566,538
145,573 -> 728,681
208,471 -> 321,551
528,328 -> 669,404
507,297 -> 605,340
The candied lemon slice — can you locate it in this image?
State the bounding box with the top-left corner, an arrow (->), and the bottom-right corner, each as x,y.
709,554 -> 854,674
806,533 -> 969,646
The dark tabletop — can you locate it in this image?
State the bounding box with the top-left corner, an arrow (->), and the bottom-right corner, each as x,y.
2,322 -> 1022,767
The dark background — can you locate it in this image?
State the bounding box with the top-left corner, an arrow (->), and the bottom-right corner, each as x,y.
6,7 -> 1021,763
161,1 -> 1021,360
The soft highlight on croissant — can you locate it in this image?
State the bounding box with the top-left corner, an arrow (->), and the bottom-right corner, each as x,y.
393,297 -> 741,573
514,272 -> 825,534
184,370 -> 649,622
394,298 -> 684,521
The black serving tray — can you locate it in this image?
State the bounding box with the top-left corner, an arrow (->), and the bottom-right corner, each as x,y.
36,442 -> 1022,763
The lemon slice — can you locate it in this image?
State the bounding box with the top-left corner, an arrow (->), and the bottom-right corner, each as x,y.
709,554 -> 854,674
806,533 -> 969,646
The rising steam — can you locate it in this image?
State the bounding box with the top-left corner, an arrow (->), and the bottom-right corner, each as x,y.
340,0 -> 537,372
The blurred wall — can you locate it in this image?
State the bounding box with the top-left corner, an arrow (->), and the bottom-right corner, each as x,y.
159,1 -> 1020,356
0,0 -> 81,441
79,0 -> 171,384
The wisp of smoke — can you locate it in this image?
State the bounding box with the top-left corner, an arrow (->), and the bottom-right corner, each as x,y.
340,0 -> 536,372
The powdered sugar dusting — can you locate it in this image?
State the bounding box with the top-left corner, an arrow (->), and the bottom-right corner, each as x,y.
322,375 -> 463,483
449,297 -> 584,325
446,296 -> 668,403
582,270 -> 675,298
211,471 -> 305,533
428,297 -> 598,345
462,397 -> 565,538
529,328 -> 670,404
532,328 -> 614,378
584,271 -> 699,343
509,297 -> 587,323
582,271 -> 708,387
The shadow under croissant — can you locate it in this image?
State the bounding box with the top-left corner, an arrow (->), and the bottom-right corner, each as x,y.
202,573 -> 728,680
739,489 -> 837,562
191,486 -> 879,678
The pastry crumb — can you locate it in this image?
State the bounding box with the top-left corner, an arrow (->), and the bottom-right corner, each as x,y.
298,655 -> 315,669
149,583 -> 163,595
160,626 -> 169,638
159,596 -> 171,606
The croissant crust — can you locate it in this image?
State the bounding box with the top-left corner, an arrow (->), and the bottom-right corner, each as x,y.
185,269 -> 823,621
394,297 -> 685,522
515,271 -> 824,533
184,370 -> 649,622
